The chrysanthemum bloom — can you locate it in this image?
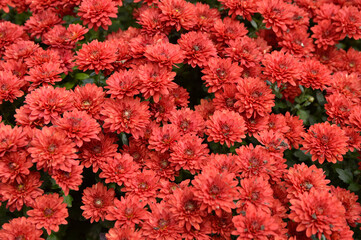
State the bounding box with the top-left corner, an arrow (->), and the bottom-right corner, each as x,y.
124,170 -> 160,204
235,144 -> 274,180
212,17 -> 248,44
311,20 -> 342,50
101,97 -> 150,139
237,176 -> 274,213
105,69 -> 140,99
299,59 -> 332,90
73,83 -> 105,119
256,130 -> 289,156
80,132 -> 118,173
285,163 -> 330,199
138,63 -> 177,102
24,85 -> 74,125
0,124 -> 27,157
145,41 -> 185,69
301,122 -> 348,164
194,99 -> 215,120
0,151 -> 32,184
262,51 -> 301,87
325,93 -> 353,126
0,70 -> 24,104
78,0 -> 117,31
149,96 -> 177,123
148,124 -> 180,153
336,48 -> 361,74
289,189 -> 346,239
205,109 -> 246,147
137,7 -> 170,36
343,126 -> 361,151
169,108 -> 205,136
121,138 -> 151,166
213,84 -> 238,112
106,196 -> 148,228
0,217 -> 43,240
28,193 -> 68,235
218,0 -> 257,20
170,133 -> 209,174
0,60 -> 27,80
192,167 -> 238,216
80,183 -> 115,223
54,109 -> 100,147
51,163 -> 83,196
235,77 -> 275,119
193,2 -> 220,32
106,227 -> 142,240
283,112 -> 305,149
278,29 -> 315,57
201,58 -> 242,93
146,151 -> 177,181
141,202 -> 182,240
177,31 -> 217,68
331,186 -> 361,227
168,187 -> 205,231
25,62 -> 63,91
349,106 -> 361,132
265,113 -> 289,135
232,205 -> 280,240
0,172 -> 43,212
225,36 -> 262,68
28,127 -> 78,173
0,21 -> 28,56
333,5 -> 361,40
75,40 -> 117,74
99,153 -> 139,186
257,0 -> 293,35
243,115 -> 269,137
158,0 -> 196,31
24,9 -> 63,39
327,72 -> 361,102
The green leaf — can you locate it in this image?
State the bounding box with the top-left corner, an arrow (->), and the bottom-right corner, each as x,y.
75,73 -> 90,80
293,150 -> 310,162
348,182 -> 361,192
335,168 -> 353,184
250,19 -> 258,29
316,91 -> 326,105
47,234 -> 58,240
121,133 -> 128,145
297,109 -> 309,124
63,194 -> 73,207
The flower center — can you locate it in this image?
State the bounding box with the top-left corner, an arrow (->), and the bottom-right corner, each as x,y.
94,198 -> 103,208
139,182 -> 148,190
158,218 -> 168,229
48,143 -> 57,153
124,207 -> 134,218
184,200 -> 196,212
44,208 -> 54,217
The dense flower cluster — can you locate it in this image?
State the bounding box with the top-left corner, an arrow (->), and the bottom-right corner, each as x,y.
1,0 -> 361,239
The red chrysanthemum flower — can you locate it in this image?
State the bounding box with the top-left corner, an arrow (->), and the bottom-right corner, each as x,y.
169,86 -> 190,107
225,36 -> 262,68
144,41 -> 184,68
257,0 -> 293,35
333,5 -> 361,40
80,132 -> 118,173
51,163 -> 83,196
145,151 -> 177,181
301,122 -> 348,164
0,70 -> 24,104
0,172 -> 43,212
0,21 -> 28,56
0,217 -> 43,240
24,85 -> 74,125
105,69 -> 140,99
213,84 -> 238,112
28,193 -> 68,235
25,62 -> 63,91
331,186 -> 361,227
141,202 -> 182,240
205,109 -> 246,147
137,7 -> 170,36
24,9 -> 63,39
284,112 -> 305,149
80,183 -> 115,223
325,92 -> 353,126
99,153 -> 139,186
170,133 -> 209,174
169,108 -> 205,136
75,40 -> 117,74
206,153 -> 241,175
148,124 -> 180,153
106,227 -> 142,240
300,59 -> 332,90
278,29 -> 315,57
106,195 -> 148,228
256,130 -> 289,156
158,0 -> 196,31
192,2 -> 220,32
194,99 -> 215,120
0,151 -> 32,184
124,170 -> 160,204
349,105 -> 361,132
120,138 -> 151,166
237,176 -> 274,214
0,123 -> 27,158
232,205 -> 280,240
73,83 -> 105,119
201,58 -> 242,93
192,167 -> 238,216
285,163 -> 330,200
100,97 -> 150,139
343,126 -> 361,151
235,144 -> 275,180
28,127 -> 78,173
78,0 -> 118,31
138,63 -> 177,102
311,20 -> 342,49
289,189 -> 346,239
177,31 -> 217,68
54,109 -> 100,147
212,17 -> 248,44
262,50 -> 301,87
218,0 -> 257,20
235,77 -> 275,118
